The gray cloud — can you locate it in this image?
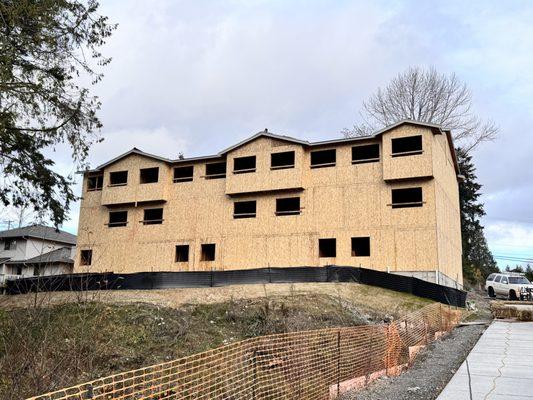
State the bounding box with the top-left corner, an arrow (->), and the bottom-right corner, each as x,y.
48,0 -> 533,267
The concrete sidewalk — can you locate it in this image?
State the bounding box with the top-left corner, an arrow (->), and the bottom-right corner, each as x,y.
437,320 -> 533,400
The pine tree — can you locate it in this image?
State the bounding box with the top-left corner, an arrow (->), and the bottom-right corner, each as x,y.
457,148 -> 498,283
525,265 -> 533,282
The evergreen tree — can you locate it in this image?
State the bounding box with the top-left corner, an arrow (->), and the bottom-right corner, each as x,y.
457,148 -> 498,283
525,265 -> 533,282
0,1 -> 116,225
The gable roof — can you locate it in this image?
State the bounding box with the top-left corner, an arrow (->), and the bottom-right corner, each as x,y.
83,119 -> 459,175
22,247 -> 74,265
92,147 -> 173,171
0,224 -> 77,245
218,130 -> 310,155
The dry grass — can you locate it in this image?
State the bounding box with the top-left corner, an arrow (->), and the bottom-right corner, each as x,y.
491,301 -> 533,321
0,282 -> 430,316
0,283 -> 432,399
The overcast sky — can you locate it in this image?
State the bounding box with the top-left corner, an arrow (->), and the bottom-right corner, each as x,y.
54,0 -> 532,268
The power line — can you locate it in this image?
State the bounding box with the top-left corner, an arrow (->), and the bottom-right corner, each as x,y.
493,253 -> 533,259
493,255 -> 533,263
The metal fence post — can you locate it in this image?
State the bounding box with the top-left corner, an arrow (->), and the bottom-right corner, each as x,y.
85,384 -> 93,399
252,346 -> 257,400
337,330 -> 341,396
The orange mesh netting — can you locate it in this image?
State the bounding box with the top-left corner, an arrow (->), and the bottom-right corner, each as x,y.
27,303 -> 462,400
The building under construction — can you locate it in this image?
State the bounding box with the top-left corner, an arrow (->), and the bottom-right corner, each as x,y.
75,120 -> 462,288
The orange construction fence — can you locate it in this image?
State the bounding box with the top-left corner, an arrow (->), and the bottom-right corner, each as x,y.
27,303 -> 462,400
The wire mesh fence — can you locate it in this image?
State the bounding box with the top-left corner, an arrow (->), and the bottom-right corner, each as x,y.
27,303 -> 462,400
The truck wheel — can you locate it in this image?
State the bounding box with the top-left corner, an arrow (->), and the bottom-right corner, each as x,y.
509,290 -> 518,301
488,287 -> 495,298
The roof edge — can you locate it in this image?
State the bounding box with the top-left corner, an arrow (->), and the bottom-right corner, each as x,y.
81,119 -> 457,174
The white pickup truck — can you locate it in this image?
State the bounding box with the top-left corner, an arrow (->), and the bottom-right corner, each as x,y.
486,273 -> 533,300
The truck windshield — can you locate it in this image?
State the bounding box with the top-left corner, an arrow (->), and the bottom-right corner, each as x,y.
509,277 -> 531,284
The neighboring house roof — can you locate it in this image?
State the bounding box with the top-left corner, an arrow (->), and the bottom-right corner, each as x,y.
21,247 -> 74,265
0,224 -> 77,245
83,119 -> 459,175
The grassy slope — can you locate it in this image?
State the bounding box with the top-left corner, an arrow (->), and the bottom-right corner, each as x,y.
0,283 -> 431,399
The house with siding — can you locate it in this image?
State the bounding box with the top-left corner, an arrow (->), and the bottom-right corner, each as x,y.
75,120 -> 463,288
0,224 -> 76,285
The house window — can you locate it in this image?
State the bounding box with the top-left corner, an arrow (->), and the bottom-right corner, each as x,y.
391,187 -> 423,208
205,162 -> 226,179
109,171 -> 128,186
87,174 -> 103,191
173,166 -> 194,182
140,167 -> 159,184
275,197 -> 301,216
310,149 -> 336,168
108,211 -> 128,227
143,208 -> 163,225
233,156 -> 256,174
391,135 -> 423,157
15,265 -> 22,275
319,238 -> 336,258
80,249 -> 93,266
234,201 -> 256,219
33,265 -> 42,276
175,245 -> 189,262
201,244 -> 216,261
4,239 -> 16,250
271,151 -> 295,170
351,237 -> 370,257
352,144 -> 380,164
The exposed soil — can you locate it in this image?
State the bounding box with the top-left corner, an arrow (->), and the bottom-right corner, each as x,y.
340,324 -> 486,400
0,282 -> 431,317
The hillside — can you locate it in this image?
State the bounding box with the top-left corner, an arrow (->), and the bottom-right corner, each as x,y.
0,283 -> 432,399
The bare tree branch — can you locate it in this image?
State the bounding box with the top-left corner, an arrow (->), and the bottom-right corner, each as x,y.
344,66 -> 498,153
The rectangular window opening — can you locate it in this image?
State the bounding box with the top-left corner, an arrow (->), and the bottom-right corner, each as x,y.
391,135 -> 423,157
4,239 -> 16,251
310,149 -> 336,168
108,210 -> 128,227
140,167 -> 159,184
87,174 -> 103,191
275,197 -> 301,216
319,238 -> 336,258
352,144 -> 380,164
234,200 -> 257,219
173,166 -> 194,182
391,187 -> 423,208
271,151 -> 295,170
205,162 -> 227,179
201,243 -> 216,261
351,237 -> 370,257
80,249 -> 93,266
109,171 -> 128,186
143,208 -> 163,225
175,245 -> 189,262
233,156 -> 256,174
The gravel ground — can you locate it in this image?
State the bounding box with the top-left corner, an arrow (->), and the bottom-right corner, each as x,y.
340,324 -> 486,400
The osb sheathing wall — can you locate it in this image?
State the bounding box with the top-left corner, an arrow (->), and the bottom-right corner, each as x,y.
432,133 -> 463,286
75,125 -> 462,286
